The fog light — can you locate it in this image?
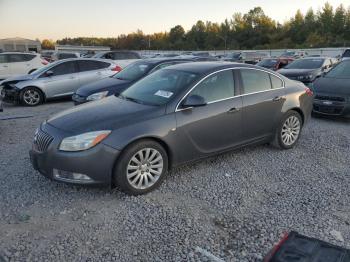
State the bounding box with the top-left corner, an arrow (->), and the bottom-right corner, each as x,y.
53,169 -> 92,182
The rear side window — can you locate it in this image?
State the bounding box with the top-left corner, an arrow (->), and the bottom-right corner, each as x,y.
77,60 -> 110,72
8,54 -> 35,62
190,70 -> 235,103
48,61 -> 77,76
240,69 -> 271,94
270,75 -> 283,89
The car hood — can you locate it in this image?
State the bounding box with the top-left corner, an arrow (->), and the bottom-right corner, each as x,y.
47,96 -> 164,134
313,77 -> 350,96
1,74 -> 35,84
76,77 -> 132,96
278,68 -> 319,77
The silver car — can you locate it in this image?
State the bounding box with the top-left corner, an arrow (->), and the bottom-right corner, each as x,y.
0,58 -> 119,106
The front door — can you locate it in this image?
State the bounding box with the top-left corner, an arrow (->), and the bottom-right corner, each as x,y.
175,69 -> 243,162
39,61 -> 80,98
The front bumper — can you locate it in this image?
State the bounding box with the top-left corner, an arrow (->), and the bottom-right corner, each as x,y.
313,99 -> 350,117
72,93 -> 88,105
1,86 -> 20,103
29,123 -> 120,186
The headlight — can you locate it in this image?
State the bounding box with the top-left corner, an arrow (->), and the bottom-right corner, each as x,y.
59,130 -> 111,152
86,91 -> 109,101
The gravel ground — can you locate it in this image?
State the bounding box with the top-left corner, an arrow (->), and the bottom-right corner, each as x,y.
0,100 -> 349,261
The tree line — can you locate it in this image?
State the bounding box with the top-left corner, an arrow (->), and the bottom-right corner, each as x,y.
42,3 -> 350,51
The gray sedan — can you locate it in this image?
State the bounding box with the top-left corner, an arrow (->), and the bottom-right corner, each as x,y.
29,62 -> 313,195
0,58 -> 119,106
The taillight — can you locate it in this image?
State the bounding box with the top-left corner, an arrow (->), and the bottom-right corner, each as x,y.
112,65 -> 122,72
264,232 -> 289,262
305,87 -> 313,96
41,59 -> 49,65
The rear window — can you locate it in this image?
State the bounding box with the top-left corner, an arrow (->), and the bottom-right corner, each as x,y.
77,60 -> 110,72
342,49 -> 350,58
58,53 -> 77,59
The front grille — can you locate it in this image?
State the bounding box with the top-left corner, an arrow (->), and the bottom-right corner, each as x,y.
315,95 -> 345,102
34,129 -> 53,152
313,104 -> 344,115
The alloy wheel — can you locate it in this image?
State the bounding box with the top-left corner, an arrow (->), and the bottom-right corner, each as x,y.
126,148 -> 163,190
23,89 -> 40,105
281,115 -> 301,146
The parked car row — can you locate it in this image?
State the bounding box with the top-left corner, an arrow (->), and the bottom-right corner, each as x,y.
0,58 -> 120,106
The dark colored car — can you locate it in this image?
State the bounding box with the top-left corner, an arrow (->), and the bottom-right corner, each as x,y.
264,231 -> 350,262
29,62 -> 313,195
72,58 -> 193,105
257,58 -> 294,71
278,57 -> 335,87
312,60 -> 350,118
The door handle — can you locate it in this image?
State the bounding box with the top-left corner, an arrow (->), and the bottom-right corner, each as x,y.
227,107 -> 240,113
272,96 -> 283,102
3,65 -> 8,68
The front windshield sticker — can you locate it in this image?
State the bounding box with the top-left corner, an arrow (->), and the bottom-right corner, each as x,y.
154,90 -> 173,98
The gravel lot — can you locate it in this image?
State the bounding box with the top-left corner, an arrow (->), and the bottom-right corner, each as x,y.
0,100 -> 349,261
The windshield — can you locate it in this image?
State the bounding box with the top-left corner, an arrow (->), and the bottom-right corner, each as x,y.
120,69 -> 199,106
285,59 -> 324,69
30,62 -> 57,75
282,51 -> 295,56
342,50 -> 350,58
113,61 -> 152,81
325,61 -> 350,79
257,59 -> 278,67
226,53 -> 241,59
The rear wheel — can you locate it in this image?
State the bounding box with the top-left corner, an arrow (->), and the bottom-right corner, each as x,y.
20,87 -> 43,106
114,140 -> 168,195
272,111 -> 302,149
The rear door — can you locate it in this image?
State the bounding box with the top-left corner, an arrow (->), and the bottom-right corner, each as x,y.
76,60 -> 112,87
239,68 -> 285,142
0,54 -> 11,79
175,69 -> 243,161
39,61 -> 79,98
8,54 -> 36,75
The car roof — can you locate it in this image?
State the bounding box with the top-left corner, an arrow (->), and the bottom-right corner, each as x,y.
299,57 -> 329,60
51,58 -> 115,64
140,57 -> 194,65
0,52 -> 38,55
165,61 -> 257,74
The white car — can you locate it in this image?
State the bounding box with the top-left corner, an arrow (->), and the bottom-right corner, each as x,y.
93,51 -> 141,71
0,52 -> 48,80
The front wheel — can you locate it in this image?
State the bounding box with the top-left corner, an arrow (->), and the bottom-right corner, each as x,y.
114,140 -> 168,195
20,87 -> 43,106
272,111 -> 302,149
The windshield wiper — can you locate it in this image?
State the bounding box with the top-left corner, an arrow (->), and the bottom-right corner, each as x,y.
117,94 -> 145,104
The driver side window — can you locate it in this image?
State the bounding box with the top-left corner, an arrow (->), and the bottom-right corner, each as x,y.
190,70 -> 235,103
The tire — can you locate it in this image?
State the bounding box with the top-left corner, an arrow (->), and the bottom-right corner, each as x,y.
114,139 -> 168,195
271,110 -> 303,149
20,87 -> 44,106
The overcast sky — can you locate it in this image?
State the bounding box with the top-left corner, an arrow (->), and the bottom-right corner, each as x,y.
0,0 -> 348,40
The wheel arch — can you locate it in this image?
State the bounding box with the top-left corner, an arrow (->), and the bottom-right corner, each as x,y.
288,107 -> 305,125
111,136 -> 173,186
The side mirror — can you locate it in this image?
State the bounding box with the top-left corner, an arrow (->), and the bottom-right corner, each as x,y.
182,95 -> 207,108
45,70 -> 54,77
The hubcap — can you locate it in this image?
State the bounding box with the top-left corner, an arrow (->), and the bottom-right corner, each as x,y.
281,116 -> 301,146
127,148 -> 163,190
23,89 -> 40,105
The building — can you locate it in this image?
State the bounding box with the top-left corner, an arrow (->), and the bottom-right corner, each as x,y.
0,37 -> 41,53
55,45 -> 110,54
